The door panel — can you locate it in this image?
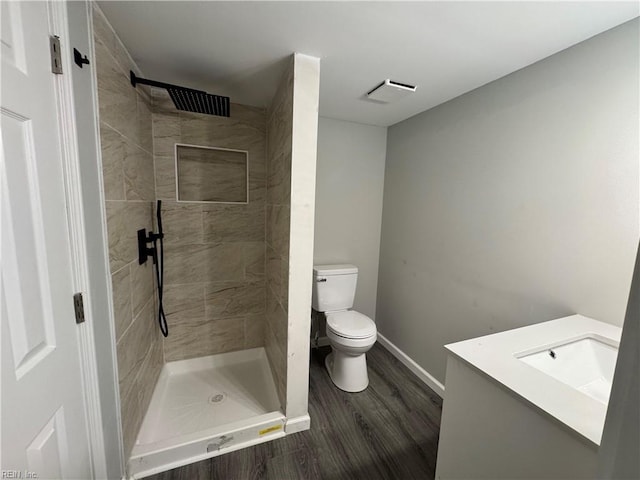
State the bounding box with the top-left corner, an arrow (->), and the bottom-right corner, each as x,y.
1,2 -> 92,478
2,111 -> 57,379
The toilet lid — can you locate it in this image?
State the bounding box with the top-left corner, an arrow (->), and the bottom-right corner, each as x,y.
326,311 -> 376,339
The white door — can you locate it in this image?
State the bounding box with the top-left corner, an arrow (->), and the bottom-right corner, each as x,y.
1,1 -> 93,478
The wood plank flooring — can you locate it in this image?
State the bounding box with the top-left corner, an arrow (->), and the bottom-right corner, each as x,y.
146,344 -> 443,480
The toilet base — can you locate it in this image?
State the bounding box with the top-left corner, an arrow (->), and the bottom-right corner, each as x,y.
325,350 -> 369,393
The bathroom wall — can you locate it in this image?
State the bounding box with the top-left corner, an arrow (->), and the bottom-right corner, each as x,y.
284,53 -> 320,423
377,19 -> 640,385
93,6 -> 162,458
314,117 -> 387,320
152,91 -> 267,362
265,56 -> 294,406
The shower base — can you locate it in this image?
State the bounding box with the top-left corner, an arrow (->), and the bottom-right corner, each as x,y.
128,347 -> 284,478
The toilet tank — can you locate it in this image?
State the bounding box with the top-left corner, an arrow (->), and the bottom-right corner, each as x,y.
312,264 -> 358,312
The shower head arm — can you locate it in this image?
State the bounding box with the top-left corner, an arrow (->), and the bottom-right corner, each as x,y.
130,71 -> 230,117
130,71 -> 205,94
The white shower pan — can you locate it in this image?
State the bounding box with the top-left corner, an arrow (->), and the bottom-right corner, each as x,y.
128,347 -> 284,478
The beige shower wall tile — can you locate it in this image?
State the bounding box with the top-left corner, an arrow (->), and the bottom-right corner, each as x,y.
202,204 -> 264,243
104,201 -> 130,272
163,243 -> 244,285
99,124 -> 124,201
94,39 -> 137,138
160,202 -> 203,245
266,244 -> 289,312
124,141 -> 154,201
131,260 -> 154,318
245,314 -> 265,349
163,283 -> 205,326
244,242 -> 265,279
154,156 -> 177,201
121,325 -> 162,458
111,33 -> 139,81
266,289 -> 287,345
136,84 -> 153,107
264,321 -> 286,407
151,88 -> 175,113
180,115 -> 265,155
267,114 -> 292,166
204,243 -> 245,282
92,6 -> 115,52
137,330 -> 163,420
137,94 -> 153,153
266,152 -> 291,206
249,179 -> 266,204
248,157 -> 266,204
266,204 -> 290,259
204,281 -> 265,320
266,245 -> 282,301
111,265 -> 132,342
152,113 -> 180,157
249,145 -> 267,167
267,73 -> 293,161
120,373 -> 141,458
249,150 -> 266,184
232,104 -> 267,133
105,201 -> 153,272
116,297 -> 155,402
164,316 -> 245,361
163,243 -> 208,285
129,201 -> 155,235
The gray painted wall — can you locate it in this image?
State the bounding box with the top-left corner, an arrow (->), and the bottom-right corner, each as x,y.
314,117 -> 387,319
377,19 -> 639,384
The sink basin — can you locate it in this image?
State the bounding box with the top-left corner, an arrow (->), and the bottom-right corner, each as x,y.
517,334 -> 618,404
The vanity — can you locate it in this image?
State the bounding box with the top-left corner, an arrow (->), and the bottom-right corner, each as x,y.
435,314 -> 621,479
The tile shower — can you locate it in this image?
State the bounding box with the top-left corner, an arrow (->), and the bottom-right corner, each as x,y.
93,5 -> 318,477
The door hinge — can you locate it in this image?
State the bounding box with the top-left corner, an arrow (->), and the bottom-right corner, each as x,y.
50,35 -> 63,74
73,293 -> 85,324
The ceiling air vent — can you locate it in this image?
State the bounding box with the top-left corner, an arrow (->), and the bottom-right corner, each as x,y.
367,79 -> 416,103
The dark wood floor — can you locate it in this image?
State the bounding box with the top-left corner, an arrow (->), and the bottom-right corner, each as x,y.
147,344 -> 443,480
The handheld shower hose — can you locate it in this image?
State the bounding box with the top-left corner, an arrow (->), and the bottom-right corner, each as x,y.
153,200 -> 168,337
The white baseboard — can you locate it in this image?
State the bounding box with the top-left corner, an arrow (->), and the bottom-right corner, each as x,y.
376,333 -> 445,398
285,414 -> 311,434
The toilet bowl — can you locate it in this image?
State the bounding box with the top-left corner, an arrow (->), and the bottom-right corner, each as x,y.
325,311 -> 377,392
312,264 -> 377,393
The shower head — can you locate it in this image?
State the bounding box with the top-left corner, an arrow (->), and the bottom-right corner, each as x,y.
130,71 -> 230,117
166,86 -> 230,117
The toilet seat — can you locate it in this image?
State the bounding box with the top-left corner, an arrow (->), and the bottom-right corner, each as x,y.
326,310 -> 376,339
327,328 -> 377,351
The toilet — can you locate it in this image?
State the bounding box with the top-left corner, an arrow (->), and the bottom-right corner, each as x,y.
312,264 -> 377,392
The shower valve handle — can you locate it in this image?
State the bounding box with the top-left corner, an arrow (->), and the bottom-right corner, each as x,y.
138,228 -> 160,265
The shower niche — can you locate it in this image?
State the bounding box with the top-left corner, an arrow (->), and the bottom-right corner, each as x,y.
176,144 -> 249,203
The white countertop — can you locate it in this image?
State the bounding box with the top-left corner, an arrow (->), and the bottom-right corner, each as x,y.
444,314 -> 622,446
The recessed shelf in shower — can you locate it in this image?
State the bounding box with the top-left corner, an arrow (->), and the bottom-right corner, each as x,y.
175,144 -> 249,203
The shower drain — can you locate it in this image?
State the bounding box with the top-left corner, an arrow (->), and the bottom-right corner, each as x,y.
209,393 -> 225,404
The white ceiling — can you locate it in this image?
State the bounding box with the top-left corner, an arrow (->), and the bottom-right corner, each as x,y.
98,1 -> 639,127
